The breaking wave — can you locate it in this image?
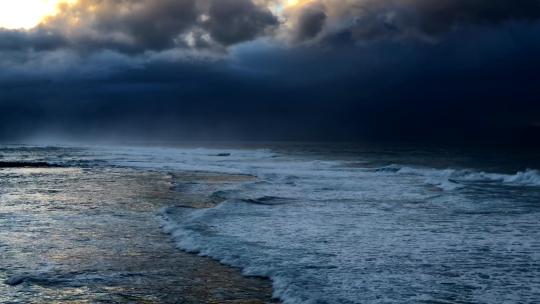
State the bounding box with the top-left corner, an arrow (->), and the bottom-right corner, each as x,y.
105,146 -> 540,304
374,165 -> 540,190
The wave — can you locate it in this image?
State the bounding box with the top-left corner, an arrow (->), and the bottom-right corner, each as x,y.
242,196 -> 291,206
375,165 -> 540,189
160,205 -> 322,304
502,169 -> 540,185
153,147 -> 540,304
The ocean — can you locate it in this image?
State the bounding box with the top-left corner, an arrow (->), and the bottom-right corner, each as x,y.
1,144 -> 539,303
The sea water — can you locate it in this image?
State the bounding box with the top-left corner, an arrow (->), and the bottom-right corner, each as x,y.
2,144 -> 540,303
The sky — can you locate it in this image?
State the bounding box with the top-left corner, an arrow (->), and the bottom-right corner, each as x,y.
0,0 -> 539,144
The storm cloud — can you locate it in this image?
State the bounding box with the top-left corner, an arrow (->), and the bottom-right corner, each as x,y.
285,0 -> 540,43
290,2 -> 327,41
0,0 -> 278,54
2,0 -> 540,53
1,1 -> 540,144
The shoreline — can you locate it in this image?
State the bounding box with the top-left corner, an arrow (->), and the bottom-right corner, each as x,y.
0,165 -> 277,303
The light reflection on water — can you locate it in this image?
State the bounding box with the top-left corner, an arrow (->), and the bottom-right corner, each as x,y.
0,147 -> 275,303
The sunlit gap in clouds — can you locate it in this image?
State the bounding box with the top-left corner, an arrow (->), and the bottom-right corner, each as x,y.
0,0 -> 314,30
286,0 -> 315,7
0,0 -> 76,30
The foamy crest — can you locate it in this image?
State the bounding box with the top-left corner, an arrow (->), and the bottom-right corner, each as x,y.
390,166 -> 540,189
121,146 -> 540,303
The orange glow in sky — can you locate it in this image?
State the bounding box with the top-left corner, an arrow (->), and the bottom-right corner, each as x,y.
0,0 -> 74,29
286,0 -> 315,8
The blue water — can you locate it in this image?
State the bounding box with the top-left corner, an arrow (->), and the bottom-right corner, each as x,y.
2,144 -> 540,303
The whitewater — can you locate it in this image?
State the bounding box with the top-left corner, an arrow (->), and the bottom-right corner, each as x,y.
101,144 -> 540,304
3,144 -> 540,303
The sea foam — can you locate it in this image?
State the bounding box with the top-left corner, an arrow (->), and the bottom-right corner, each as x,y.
112,146 -> 540,304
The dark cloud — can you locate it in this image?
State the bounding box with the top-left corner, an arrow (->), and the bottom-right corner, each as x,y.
1,1 -> 540,145
204,0 -> 278,45
0,28 -> 67,51
90,0 -> 200,51
1,22 -> 540,144
286,0 -> 540,44
0,0 -> 278,54
61,0 -> 276,52
411,0 -> 540,33
2,0 -> 540,54
292,2 -> 327,41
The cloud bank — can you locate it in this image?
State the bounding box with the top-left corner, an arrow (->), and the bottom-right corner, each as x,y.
2,0 -> 540,55
1,1 -> 540,144
286,0 -> 540,43
1,0 -> 278,54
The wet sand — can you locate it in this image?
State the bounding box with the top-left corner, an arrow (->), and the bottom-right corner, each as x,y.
0,166 -> 276,303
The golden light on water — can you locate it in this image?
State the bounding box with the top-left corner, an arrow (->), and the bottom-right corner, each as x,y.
0,0 -> 73,29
